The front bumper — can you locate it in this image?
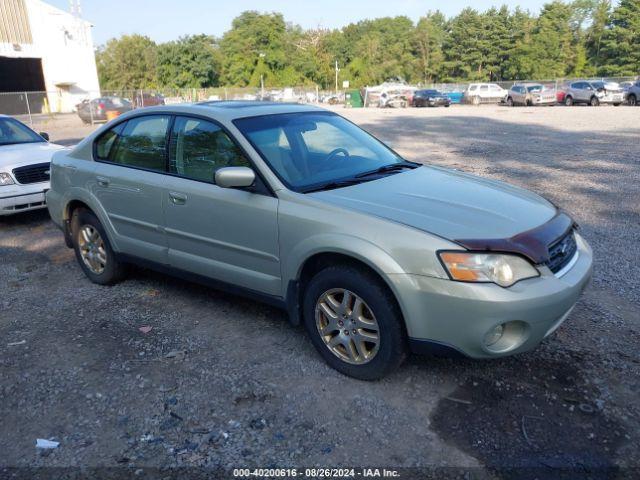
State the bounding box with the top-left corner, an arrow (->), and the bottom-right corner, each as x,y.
533,97 -> 557,105
428,98 -> 451,106
0,182 -> 49,215
392,233 -> 593,358
599,93 -> 624,104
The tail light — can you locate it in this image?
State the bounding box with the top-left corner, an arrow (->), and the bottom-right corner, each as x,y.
97,102 -> 105,111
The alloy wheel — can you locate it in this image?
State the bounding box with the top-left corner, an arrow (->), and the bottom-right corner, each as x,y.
78,225 -> 107,274
315,288 -> 380,365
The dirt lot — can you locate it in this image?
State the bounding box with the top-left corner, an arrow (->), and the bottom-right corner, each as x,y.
1,105 -> 639,478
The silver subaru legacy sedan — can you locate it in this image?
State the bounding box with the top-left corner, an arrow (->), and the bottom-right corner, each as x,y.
47,102 -> 592,380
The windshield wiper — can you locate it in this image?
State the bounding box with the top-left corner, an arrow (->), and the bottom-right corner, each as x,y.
301,178 -> 368,193
354,161 -> 419,178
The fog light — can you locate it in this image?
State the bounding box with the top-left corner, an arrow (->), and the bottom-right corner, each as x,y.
484,324 -> 505,347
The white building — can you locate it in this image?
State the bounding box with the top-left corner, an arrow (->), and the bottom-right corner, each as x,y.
0,0 -> 99,113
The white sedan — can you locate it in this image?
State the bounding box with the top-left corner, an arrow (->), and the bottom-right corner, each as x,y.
0,115 -> 64,216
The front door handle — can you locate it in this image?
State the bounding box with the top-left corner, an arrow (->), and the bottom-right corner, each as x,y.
169,192 -> 187,205
96,176 -> 110,187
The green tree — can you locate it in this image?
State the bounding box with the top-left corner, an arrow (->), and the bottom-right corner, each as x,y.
442,8 -> 485,80
598,0 -> 640,75
96,34 -> 158,90
502,8 -> 537,79
219,11 -> 288,86
528,1 -> 576,79
413,11 -> 446,83
156,35 -> 222,88
585,0 -> 612,70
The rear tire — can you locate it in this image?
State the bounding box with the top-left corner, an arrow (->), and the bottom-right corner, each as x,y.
565,96 -> 574,106
303,265 -> 407,380
71,208 -> 127,285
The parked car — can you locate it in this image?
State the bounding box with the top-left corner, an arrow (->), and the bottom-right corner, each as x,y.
624,80 -> 640,106
379,92 -> 408,108
132,92 -> 165,108
47,102 -> 592,380
563,80 -> 624,106
506,83 -> 557,106
464,83 -> 508,105
619,81 -> 635,91
76,97 -> 133,124
412,89 -> 452,107
0,115 -> 63,215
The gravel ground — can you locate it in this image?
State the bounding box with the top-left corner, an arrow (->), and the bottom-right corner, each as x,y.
1,105 -> 639,478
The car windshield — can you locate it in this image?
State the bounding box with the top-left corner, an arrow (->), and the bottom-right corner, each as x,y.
0,117 -> 45,146
527,85 -> 543,92
234,112 -> 410,192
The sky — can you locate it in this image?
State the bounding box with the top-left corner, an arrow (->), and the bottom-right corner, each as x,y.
47,0 -> 552,46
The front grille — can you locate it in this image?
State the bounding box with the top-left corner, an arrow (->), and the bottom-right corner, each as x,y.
12,163 -> 50,184
546,230 -> 578,274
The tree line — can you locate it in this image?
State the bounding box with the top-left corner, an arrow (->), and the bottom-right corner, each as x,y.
96,0 -> 640,91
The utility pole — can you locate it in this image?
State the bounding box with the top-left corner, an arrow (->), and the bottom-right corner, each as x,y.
259,53 -> 266,100
335,61 -> 340,95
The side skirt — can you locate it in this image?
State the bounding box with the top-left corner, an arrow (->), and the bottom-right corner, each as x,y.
117,253 -> 288,312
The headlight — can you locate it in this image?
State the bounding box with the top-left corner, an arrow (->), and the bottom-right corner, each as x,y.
438,252 -> 539,287
0,172 -> 15,186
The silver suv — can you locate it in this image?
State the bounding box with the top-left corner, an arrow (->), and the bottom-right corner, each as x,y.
625,80 -> 640,106
564,80 -> 624,106
507,83 -> 556,106
47,102 -> 592,379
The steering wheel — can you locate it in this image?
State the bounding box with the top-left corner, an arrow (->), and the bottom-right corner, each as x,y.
325,148 -> 350,163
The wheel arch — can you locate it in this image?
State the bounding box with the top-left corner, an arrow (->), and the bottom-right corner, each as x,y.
61,189 -> 120,252
285,246 -> 408,328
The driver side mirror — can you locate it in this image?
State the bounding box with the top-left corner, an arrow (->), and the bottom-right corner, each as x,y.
39,132 -> 50,141
215,167 -> 256,189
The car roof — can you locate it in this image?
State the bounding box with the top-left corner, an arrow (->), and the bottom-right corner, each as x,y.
116,101 -> 325,122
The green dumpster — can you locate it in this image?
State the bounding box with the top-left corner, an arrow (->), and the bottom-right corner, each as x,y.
345,89 -> 363,108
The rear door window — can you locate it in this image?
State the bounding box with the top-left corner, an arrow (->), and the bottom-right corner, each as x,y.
106,115 -> 171,172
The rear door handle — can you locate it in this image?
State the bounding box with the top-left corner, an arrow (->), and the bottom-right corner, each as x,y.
169,192 -> 187,205
96,176 -> 110,187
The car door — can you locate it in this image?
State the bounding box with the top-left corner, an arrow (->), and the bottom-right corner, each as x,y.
163,115 -> 281,296
91,114 -> 171,264
513,86 -> 523,104
576,82 -> 590,102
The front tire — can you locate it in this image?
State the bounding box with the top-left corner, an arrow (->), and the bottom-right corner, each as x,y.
590,96 -> 600,106
628,94 -> 637,106
506,97 -> 514,107
71,208 -> 127,285
303,265 -> 407,380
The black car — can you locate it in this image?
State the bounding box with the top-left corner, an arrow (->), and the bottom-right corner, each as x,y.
76,96 -> 133,124
412,90 -> 451,107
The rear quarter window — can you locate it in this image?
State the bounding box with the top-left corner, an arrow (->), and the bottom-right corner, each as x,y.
95,123 -> 124,159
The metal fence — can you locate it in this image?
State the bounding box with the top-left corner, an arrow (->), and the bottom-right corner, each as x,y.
0,86 -> 329,126
1,75 -> 637,128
